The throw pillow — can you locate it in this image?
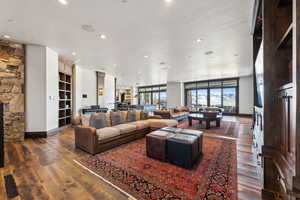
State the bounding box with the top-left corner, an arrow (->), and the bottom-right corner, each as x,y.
174,108 -> 180,113
81,114 -> 91,126
110,111 -> 124,126
90,113 -> 107,129
140,110 -> 149,120
120,111 -> 128,122
127,111 -> 137,122
135,110 -> 142,121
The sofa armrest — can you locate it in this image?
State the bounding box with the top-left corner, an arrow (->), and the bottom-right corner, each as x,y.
72,116 -> 82,126
75,126 -> 97,154
148,115 -> 162,119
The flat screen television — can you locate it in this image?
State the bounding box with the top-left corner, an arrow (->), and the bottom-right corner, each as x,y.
255,44 -> 264,107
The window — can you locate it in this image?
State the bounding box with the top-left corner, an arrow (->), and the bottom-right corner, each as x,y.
223,87 -> 237,113
138,84 -> 167,109
197,89 -> 208,106
184,78 -> 239,114
210,88 -> 222,107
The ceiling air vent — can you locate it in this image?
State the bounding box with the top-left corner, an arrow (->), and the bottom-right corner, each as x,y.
205,51 -> 214,55
81,25 -> 95,33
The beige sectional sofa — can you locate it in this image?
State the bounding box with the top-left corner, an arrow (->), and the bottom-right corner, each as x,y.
73,110 -> 178,155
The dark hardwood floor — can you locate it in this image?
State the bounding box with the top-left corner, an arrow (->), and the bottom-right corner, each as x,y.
0,116 -> 262,200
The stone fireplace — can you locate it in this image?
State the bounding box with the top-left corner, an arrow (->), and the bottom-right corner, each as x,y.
0,41 -> 25,141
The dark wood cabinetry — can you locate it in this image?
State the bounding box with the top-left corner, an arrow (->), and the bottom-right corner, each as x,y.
58,72 -> 72,127
278,84 -> 295,168
252,0 -> 300,198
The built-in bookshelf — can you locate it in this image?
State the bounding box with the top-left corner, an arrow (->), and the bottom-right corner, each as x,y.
59,72 -> 72,127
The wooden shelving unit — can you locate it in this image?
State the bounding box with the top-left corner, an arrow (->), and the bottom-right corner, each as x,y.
254,0 -> 300,199
58,72 -> 72,127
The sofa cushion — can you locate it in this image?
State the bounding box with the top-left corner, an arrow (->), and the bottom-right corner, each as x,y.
113,124 -> 137,134
81,114 -> 91,126
127,111 -> 137,122
148,119 -> 178,129
110,112 -> 124,126
135,110 -> 142,121
174,108 -> 181,113
128,120 -> 150,130
104,113 -> 112,126
96,127 -> 120,141
140,110 -> 149,120
120,111 -> 128,122
90,113 -> 107,129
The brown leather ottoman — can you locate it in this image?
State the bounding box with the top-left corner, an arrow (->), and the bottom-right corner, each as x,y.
177,129 -> 203,155
161,127 -> 203,155
166,134 -> 199,169
146,130 -> 175,162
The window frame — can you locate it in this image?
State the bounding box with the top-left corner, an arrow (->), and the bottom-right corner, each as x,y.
184,78 -> 239,115
138,84 -> 167,109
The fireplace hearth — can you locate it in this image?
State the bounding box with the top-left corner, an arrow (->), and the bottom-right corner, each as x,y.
0,103 -> 4,168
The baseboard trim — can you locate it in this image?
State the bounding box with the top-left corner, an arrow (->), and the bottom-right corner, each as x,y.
25,132 -> 47,139
25,125 -> 71,139
238,113 -> 253,117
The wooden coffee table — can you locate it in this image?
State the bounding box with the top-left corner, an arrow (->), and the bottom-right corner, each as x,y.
188,113 -> 222,129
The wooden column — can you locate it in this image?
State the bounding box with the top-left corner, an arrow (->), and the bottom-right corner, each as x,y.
293,0 -> 300,191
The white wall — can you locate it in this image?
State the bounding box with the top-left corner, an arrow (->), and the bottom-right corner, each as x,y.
239,75 -> 254,114
81,68 -> 97,107
25,45 -> 59,132
167,82 -> 184,108
45,48 -> 59,131
25,45 -> 47,132
104,74 -> 115,109
73,66 -> 115,115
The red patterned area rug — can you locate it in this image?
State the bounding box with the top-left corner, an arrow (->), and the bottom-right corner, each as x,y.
177,120 -> 239,138
75,137 -> 237,200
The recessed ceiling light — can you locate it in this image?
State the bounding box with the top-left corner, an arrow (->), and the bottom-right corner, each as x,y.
196,38 -> 203,43
72,52 -> 77,56
2,35 -> 11,39
81,25 -> 95,33
99,34 -> 107,39
144,55 -> 149,58
57,0 -> 68,5
165,0 -> 173,3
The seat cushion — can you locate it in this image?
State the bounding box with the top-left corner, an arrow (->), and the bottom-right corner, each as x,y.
96,127 -> 121,141
148,119 -> 178,128
128,120 -> 150,130
113,124 -> 137,134
90,113 -> 107,129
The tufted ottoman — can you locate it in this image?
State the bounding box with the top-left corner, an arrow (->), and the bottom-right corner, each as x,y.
146,130 -> 175,162
166,134 -> 199,169
161,127 -> 203,156
177,129 -> 203,155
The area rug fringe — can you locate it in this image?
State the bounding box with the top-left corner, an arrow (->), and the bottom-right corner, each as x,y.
73,159 -> 137,200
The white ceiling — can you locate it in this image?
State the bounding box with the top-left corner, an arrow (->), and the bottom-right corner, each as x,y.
0,0 -> 254,87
